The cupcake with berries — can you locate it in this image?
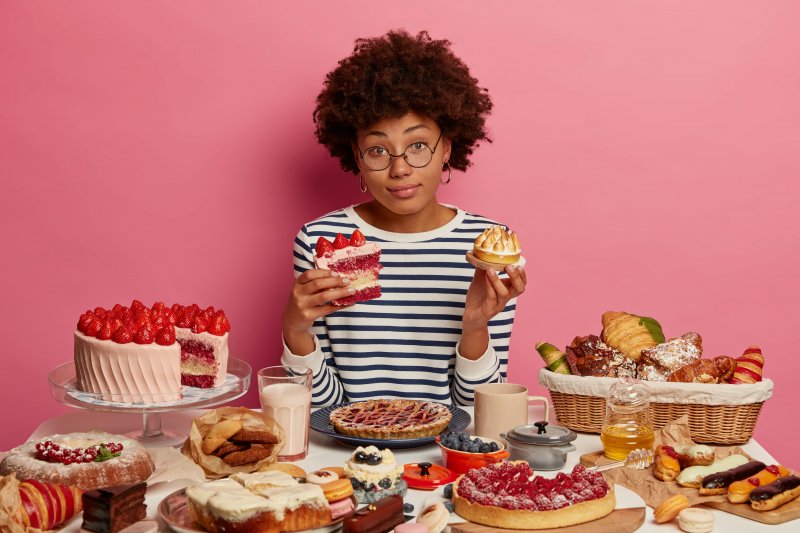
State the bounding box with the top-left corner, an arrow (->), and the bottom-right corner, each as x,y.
344,446 -> 406,503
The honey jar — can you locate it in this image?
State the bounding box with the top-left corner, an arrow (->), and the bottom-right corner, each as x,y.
601,376 -> 654,460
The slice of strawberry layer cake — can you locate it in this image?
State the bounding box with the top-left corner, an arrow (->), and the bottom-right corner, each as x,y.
173,304 -> 230,388
315,230 -> 382,306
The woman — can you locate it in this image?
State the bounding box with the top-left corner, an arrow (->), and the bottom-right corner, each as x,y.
281,30 -> 526,406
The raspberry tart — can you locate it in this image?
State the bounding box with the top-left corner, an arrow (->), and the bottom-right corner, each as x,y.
453,462 -> 615,530
74,300 -> 230,403
314,230 -> 382,306
330,399 -> 452,440
0,432 -> 154,492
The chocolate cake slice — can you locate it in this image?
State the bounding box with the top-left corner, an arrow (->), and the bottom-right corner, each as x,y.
81,482 -> 147,533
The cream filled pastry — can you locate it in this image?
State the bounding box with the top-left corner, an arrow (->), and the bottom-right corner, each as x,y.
472,225 -> 521,265
345,446 -> 404,493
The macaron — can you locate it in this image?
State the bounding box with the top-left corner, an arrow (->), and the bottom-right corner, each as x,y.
321,478 -> 354,502
329,496 -> 355,520
678,507 -> 714,533
395,524 -> 428,533
654,494 -> 690,523
416,502 -> 449,533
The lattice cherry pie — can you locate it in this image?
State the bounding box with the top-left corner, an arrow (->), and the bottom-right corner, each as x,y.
330,400 -> 452,440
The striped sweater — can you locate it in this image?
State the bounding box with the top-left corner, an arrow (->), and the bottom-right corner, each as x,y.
281,205 -> 517,406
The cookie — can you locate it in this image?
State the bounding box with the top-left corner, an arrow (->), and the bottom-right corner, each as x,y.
307,469 -> 340,485
221,445 -> 272,466
211,441 -> 249,458
321,466 -> 346,478
202,419 -> 244,454
230,429 -> 279,445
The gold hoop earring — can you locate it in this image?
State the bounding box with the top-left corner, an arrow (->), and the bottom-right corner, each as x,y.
359,174 -> 368,193
441,162 -> 452,185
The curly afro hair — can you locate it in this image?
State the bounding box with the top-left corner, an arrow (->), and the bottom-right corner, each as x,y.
313,30 -> 493,175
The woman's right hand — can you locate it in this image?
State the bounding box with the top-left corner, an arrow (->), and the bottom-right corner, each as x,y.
281,269 -> 353,355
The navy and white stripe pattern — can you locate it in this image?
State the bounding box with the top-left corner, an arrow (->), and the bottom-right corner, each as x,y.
283,206 -> 516,407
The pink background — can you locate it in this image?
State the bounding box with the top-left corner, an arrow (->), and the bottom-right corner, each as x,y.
1,1 -> 798,463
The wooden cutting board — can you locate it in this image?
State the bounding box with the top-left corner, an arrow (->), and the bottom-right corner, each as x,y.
703,498 -> 800,525
450,507 -> 646,533
580,450 -> 800,525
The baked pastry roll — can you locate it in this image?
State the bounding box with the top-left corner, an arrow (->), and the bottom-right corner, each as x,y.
601,312 -> 665,362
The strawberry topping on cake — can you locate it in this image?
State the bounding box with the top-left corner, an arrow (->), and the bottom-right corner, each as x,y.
314,231 -> 382,306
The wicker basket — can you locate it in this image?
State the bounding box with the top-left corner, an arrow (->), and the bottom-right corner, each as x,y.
538,368 -> 773,445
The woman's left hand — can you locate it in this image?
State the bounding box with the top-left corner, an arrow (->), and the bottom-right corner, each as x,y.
463,264 -> 527,331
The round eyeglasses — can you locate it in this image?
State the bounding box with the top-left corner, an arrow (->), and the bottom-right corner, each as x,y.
357,132 -> 443,171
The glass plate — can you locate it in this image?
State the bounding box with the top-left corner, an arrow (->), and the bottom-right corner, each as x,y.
48,358 -> 251,413
158,488 -> 347,533
309,402 -> 471,449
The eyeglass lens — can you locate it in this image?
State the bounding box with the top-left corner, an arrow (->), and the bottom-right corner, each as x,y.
362,142 -> 434,171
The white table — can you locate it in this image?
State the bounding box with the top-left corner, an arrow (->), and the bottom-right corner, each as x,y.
20,406 -> 796,532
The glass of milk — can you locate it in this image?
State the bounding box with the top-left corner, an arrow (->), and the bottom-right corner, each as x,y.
258,365 -> 312,461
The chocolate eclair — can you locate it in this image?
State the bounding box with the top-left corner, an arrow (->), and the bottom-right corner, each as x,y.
699,461 -> 765,495
750,475 -> 800,511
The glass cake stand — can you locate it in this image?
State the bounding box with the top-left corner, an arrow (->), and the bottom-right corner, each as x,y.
48,357 -> 251,447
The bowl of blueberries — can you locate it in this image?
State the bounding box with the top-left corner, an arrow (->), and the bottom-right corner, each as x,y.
436,430 -> 510,474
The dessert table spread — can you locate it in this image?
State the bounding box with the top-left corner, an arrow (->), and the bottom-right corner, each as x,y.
14,406 -> 795,532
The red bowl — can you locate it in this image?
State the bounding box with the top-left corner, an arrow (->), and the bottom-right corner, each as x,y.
436,436 -> 510,474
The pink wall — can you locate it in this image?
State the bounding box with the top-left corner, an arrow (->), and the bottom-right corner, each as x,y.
1,1 -> 798,464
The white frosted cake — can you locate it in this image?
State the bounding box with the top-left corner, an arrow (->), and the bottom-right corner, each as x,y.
74,331 -> 181,402
186,472 -> 331,533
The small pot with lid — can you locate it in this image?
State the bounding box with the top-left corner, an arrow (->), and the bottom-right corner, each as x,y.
501,421 -> 577,471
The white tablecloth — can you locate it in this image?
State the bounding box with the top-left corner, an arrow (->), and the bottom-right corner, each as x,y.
21,406 -> 796,532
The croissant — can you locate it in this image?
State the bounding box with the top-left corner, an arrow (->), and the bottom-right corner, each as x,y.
0,474 -> 83,531
730,346 -> 765,384
668,356 -> 736,384
601,311 -> 665,362
535,342 -> 571,374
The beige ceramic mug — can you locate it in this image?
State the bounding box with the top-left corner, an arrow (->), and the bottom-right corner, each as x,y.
474,383 -> 550,443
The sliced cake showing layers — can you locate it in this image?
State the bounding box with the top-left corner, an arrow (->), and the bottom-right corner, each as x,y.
314,230 -> 382,306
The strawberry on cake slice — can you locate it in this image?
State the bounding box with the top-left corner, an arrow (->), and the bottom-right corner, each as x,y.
314,230 -> 382,306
